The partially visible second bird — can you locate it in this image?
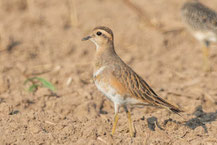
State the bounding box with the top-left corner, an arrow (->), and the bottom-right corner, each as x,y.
181,0 -> 217,71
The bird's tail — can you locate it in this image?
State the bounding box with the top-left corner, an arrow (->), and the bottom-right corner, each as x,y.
168,104 -> 183,115
153,95 -> 184,115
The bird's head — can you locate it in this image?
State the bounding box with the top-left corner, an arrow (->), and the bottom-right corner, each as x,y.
82,26 -> 114,50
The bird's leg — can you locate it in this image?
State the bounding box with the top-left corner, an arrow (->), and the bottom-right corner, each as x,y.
202,40 -> 211,72
127,111 -> 134,137
111,114 -> 119,135
124,106 -> 134,137
111,103 -> 119,136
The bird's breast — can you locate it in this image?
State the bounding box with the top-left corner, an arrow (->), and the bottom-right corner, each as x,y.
93,66 -> 106,79
93,66 -> 123,103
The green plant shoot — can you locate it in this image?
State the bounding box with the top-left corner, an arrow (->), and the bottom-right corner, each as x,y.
24,77 -> 56,92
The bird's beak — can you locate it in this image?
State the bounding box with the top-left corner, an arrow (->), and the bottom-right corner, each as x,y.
82,35 -> 92,41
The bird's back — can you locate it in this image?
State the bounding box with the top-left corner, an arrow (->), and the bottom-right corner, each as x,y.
181,1 -> 217,33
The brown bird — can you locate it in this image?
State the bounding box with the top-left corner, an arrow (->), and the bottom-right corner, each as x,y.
181,0 -> 217,71
82,26 -> 182,137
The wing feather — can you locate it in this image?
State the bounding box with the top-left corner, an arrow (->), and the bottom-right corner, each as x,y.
112,64 -> 183,113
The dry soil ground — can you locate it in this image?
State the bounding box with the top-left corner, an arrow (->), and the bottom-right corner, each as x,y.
0,0 -> 217,144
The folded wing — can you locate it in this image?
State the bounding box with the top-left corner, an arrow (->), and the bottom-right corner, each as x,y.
112,65 -> 183,114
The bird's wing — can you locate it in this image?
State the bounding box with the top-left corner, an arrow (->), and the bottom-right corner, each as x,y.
199,10 -> 217,32
111,64 -> 182,113
182,2 -> 217,32
193,3 -> 217,32
207,15 -> 217,32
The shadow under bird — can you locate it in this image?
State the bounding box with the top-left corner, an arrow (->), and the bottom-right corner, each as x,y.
82,26 -> 183,137
181,0 -> 217,71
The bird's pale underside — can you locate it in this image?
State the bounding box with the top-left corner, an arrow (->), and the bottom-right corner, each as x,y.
82,26 -> 182,137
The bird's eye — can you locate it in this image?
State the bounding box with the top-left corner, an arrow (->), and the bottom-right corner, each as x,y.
96,31 -> 102,36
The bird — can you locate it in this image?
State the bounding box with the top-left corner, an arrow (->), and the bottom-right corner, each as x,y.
82,26 -> 183,137
181,0 -> 217,71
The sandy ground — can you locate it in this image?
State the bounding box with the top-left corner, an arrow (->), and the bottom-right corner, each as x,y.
0,0 -> 217,144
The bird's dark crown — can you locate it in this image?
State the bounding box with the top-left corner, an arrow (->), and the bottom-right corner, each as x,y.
93,26 -> 114,38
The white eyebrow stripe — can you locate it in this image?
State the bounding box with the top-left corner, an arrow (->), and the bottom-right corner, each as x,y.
94,66 -> 106,77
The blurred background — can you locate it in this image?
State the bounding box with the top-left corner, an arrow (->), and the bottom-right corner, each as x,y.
0,0 -> 217,144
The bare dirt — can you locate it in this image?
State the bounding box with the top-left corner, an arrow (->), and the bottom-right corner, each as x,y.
0,0 -> 217,144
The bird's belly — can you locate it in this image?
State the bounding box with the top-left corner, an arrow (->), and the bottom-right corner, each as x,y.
94,80 -> 140,105
193,31 -> 217,42
95,80 -> 125,104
